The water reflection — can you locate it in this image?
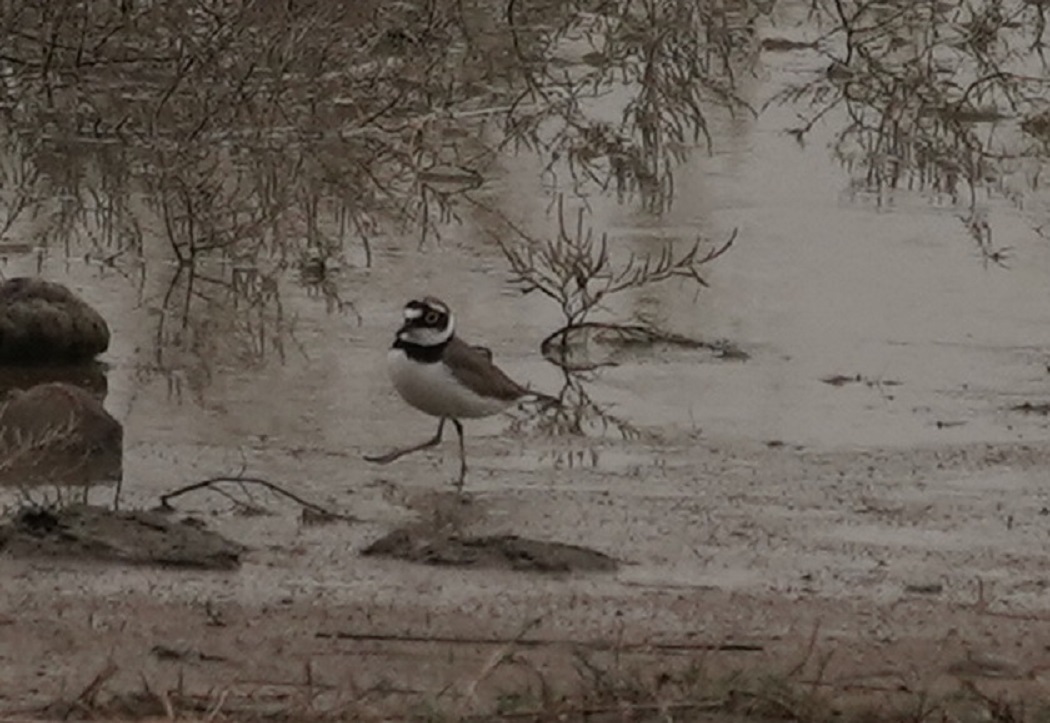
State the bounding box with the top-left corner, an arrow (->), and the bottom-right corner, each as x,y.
0,0 -> 1046,493
773,0 -> 1050,212
140,260 -> 307,404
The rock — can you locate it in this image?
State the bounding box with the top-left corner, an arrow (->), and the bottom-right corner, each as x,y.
0,362 -> 108,401
0,382 -> 122,488
0,278 -> 110,364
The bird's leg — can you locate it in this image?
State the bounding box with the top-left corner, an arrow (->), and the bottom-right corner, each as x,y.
364,418 -> 445,464
452,418 -> 467,491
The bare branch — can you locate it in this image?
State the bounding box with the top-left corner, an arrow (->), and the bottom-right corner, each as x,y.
159,475 -> 356,522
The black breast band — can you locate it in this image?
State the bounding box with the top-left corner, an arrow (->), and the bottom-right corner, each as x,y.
393,337 -> 448,363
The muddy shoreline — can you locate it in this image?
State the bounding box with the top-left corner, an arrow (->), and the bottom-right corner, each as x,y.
2,558 -> 1047,718
3,435 -> 1050,717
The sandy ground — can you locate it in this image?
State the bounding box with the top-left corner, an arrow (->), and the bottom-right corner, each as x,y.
3,431 -> 1050,719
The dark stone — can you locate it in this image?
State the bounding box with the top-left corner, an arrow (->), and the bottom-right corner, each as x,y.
0,362 -> 108,400
0,278 -> 110,364
0,382 -> 122,488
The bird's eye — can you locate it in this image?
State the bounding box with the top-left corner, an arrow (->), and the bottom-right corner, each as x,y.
424,311 -> 441,325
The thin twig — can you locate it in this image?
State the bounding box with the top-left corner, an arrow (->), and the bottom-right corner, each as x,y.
314,629 -> 763,654
465,698 -> 731,721
454,616 -> 543,713
159,476 -> 355,522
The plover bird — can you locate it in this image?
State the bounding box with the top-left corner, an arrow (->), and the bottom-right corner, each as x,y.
365,296 -> 553,489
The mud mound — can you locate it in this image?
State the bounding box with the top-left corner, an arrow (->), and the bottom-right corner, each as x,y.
0,505 -> 245,569
0,277 -> 110,363
362,527 -> 617,573
540,322 -> 749,371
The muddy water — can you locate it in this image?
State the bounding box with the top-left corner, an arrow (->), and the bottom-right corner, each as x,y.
2,4 -> 1050,698
580,74 -> 1050,449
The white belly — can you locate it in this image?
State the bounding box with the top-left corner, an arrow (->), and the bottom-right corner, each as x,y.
387,348 -> 512,419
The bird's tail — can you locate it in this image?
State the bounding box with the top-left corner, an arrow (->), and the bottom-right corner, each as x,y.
520,389 -> 561,409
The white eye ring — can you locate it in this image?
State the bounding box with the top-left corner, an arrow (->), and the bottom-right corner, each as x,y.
424,311 -> 441,325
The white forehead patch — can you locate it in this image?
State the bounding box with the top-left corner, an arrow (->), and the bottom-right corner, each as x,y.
398,323 -> 454,347
403,307 -> 424,320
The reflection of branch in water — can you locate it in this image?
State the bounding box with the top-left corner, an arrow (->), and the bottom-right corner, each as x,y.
0,133 -> 43,243
962,208 -> 1012,269
141,265 -> 213,404
138,261 -> 309,403
510,324 -> 747,447
298,252 -> 362,323
0,0 -> 755,268
0,131 -> 146,269
775,0 -> 1050,205
510,371 -> 646,442
504,0 -> 755,212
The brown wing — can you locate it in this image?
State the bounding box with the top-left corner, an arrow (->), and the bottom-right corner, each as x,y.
470,344 -> 494,362
444,337 -> 526,401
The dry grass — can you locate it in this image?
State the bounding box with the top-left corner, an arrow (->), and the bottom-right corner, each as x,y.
18,642 -> 1050,722
0,411 -> 116,508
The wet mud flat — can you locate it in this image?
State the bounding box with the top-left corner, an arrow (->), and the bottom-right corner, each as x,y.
6,581 -> 1049,721
2,434 -> 1050,721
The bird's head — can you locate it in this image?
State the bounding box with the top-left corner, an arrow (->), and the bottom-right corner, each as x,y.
396,296 -> 454,347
